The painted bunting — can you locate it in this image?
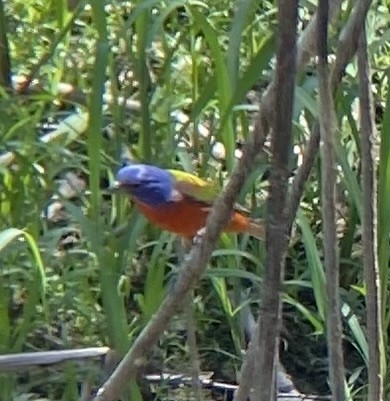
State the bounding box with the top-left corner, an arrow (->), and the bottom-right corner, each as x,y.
112,164 -> 265,240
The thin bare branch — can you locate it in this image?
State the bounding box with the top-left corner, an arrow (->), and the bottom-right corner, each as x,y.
331,0 -> 374,90
246,0 -> 344,150
287,0 -> 373,230
317,1 -> 346,400
297,0 -> 342,67
286,122 -> 321,233
251,2 -> 298,401
358,22 -> 384,401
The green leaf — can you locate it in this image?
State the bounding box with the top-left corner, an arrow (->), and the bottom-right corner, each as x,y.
297,210 -> 326,321
0,228 -> 45,298
189,6 -> 235,169
283,294 -> 323,333
378,79 -> 390,316
335,137 -> 363,220
342,302 -> 368,364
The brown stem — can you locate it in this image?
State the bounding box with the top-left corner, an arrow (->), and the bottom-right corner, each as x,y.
317,0 -> 346,400
251,2 -> 298,401
358,22 -> 384,401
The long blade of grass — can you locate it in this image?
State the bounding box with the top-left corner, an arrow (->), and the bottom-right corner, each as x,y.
89,1 -> 131,365
211,276 -> 242,356
335,137 -> 363,220
283,294 -> 323,333
218,33 -> 275,137
297,210 -> 326,321
0,228 -> 45,297
189,7 -> 235,169
378,76 -> 390,322
0,228 -> 46,351
140,234 -> 171,322
341,302 -> 368,364
226,0 -> 253,87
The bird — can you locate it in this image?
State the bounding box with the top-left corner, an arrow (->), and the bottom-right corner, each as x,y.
112,163 -> 265,240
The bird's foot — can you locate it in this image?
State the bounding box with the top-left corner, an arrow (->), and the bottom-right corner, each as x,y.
192,227 -> 206,245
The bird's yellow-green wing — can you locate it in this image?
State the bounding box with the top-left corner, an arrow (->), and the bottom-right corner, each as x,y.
168,169 -> 220,203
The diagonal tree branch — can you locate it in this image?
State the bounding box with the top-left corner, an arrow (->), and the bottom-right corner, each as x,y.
358,22 -> 384,401
317,0 -> 346,400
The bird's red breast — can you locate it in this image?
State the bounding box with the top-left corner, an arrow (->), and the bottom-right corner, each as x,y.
134,198 -> 252,239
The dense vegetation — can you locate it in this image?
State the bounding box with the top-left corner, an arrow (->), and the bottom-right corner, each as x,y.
0,0 -> 389,400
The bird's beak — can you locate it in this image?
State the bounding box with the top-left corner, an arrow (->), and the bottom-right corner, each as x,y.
107,181 -> 122,193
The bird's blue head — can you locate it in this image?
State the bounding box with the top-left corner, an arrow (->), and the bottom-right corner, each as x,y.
115,164 -> 174,206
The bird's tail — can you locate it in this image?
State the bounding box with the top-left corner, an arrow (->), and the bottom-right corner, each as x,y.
247,218 -> 266,240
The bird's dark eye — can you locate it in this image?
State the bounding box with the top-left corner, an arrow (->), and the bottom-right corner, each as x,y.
120,159 -> 134,168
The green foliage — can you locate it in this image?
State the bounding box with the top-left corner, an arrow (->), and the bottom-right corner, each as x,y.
0,0 -> 389,400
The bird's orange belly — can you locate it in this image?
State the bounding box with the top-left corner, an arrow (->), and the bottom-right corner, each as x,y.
135,199 -> 249,239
